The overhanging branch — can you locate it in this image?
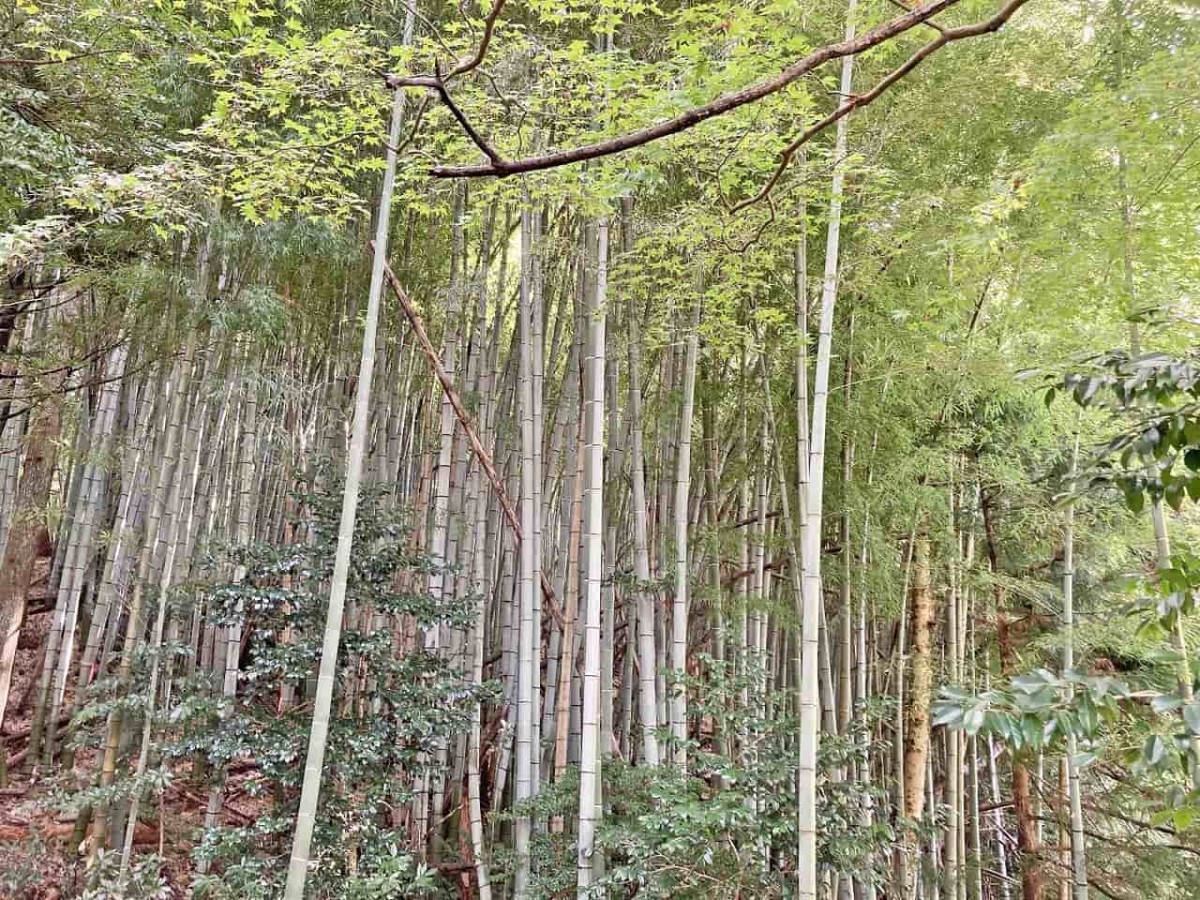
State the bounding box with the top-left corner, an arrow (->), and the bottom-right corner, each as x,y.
416,0 -> 970,178
733,0 -> 1031,211
385,0 -> 507,89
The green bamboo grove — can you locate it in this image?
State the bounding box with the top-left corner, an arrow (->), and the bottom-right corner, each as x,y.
2,0 -> 1200,898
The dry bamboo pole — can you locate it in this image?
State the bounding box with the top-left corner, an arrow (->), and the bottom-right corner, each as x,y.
281,80 -> 404,900
577,214 -> 607,890
378,248 -> 563,622
90,324 -> 198,869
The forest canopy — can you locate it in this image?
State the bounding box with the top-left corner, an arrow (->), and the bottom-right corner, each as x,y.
2,0 -> 1200,898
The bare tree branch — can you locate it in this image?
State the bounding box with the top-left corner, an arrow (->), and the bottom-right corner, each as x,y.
414,0 -> 1002,178
446,0 -> 507,80
372,240 -> 565,628
385,0 -> 507,89
430,62 -> 503,163
732,0 -> 1032,211
0,49 -> 123,67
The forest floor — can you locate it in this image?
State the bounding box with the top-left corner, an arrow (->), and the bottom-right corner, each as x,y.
0,570 -> 256,899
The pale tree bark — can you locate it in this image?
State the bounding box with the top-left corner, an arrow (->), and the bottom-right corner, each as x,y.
577,216 -> 607,891
465,387 -> 493,900
0,392 -> 62,737
119,343 -> 206,883
42,345 -> 126,761
67,375 -> 156,749
601,215 -> 622,766
797,0 -> 856,893
1061,434 -> 1088,900
200,346 -> 259,861
513,206 -> 537,900
857,423 -> 881,900
627,255 -> 659,768
670,289 -> 700,769
282,82 -> 405,900
529,207 -> 545,799
552,411 -> 584,788
837,373 -> 853,741
91,327 -> 197,868
946,477 -> 962,900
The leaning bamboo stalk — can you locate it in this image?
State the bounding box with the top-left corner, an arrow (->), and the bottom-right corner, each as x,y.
1061,433 -> 1088,900
281,81 -> 405,900
670,288 -> 701,769
577,214 -> 607,890
375,244 -> 564,626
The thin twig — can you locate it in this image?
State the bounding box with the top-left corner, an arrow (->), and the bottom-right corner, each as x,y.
732,0 -> 1031,212
421,0 -> 1016,178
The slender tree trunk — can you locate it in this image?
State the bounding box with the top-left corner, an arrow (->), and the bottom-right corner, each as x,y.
798,0 -> 855,889
1061,434 -> 1088,900
0,393 -> 62,735
670,289 -> 700,769
282,83 -> 404,900
982,490 -> 1042,900
513,207 -> 538,900
946,480 -> 962,900
466,393 -> 493,900
903,532 -> 933,898
628,262 -> 659,768
577,215 -> 607,891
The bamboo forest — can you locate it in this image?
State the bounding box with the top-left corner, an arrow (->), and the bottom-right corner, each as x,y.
3,0 -> 1200,897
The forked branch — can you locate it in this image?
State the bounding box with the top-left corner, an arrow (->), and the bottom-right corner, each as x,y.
387,0 -> 1030,183
732,0 -> 1032,211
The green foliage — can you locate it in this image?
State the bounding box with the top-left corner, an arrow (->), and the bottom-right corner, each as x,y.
0,835 -> 54,900
491,657 -> 893,899
179,476 -> 491,898
83,851 -> 173,900
935,667 -> 1126,759
1059,350 -> 1200,512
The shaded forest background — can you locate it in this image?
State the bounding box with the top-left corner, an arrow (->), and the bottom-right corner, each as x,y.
2,0 -> 1200,898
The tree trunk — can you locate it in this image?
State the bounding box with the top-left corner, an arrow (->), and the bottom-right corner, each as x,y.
577,215 -> 607,891
282,82 -> 405,900
1061,435 -> 1089,900
628,245 -> 659,768
798,0 -> 855,891
982,489 -> 1042,900
0,395 -> 62,735
670,288 -> 700,769
903,532 -> 933,898
513,206 -> 538,900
